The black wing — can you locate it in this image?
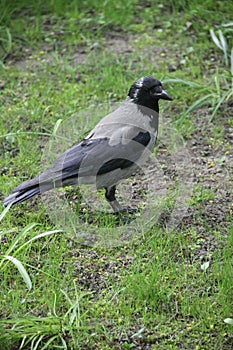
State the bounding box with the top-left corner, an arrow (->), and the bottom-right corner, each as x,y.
13,131 -> 151,192
97,131 -> 151,175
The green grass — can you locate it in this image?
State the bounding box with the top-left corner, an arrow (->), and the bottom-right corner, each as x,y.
1,0 -> 233,349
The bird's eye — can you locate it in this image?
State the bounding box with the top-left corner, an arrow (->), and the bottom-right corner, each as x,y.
151,86 -> 162,94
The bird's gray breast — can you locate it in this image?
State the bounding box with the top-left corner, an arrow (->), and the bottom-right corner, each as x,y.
86,101 -> 159,142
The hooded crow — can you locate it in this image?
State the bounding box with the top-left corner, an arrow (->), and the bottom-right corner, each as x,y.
3,76 -> 172,212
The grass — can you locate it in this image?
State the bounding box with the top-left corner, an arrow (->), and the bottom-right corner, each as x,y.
1,0 -> 233,349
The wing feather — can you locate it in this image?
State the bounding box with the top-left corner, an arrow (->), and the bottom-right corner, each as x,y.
13,130 -> 152,192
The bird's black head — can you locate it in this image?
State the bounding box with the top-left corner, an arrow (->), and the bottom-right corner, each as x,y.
128,76 -> 172,112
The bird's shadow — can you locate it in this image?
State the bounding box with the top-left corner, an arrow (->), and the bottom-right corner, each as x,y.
77,206 -> 139,226
64,188 -> 140,226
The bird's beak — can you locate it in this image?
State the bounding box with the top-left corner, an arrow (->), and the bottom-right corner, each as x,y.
159,89 -> 173,101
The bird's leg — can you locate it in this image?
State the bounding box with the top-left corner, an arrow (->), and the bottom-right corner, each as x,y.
105,186 -> 123,212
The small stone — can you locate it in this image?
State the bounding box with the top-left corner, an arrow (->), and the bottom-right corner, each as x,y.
0,81 -> 5,89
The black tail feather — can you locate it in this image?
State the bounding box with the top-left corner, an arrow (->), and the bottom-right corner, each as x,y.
3,187 -> 41,207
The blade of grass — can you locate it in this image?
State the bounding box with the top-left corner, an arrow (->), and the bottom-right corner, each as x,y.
185,94 -> 213,115
0,223 -> 38,268
0,131 -> 70,141
0,203 -> 12,222
214,74 -> 221,97
4,255 -> 32,290
210,29 -> 222,50
52,119 -> 63,136
33,334 -> 47,350
13,229 -> 62,256
218,29 -> 228,66
162,78 -> 202,87
209,91 -> 229,122
40,335 -> 65,350
231,47 -> 233,87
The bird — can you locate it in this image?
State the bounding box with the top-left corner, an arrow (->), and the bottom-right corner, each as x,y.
3,76 -> 172,212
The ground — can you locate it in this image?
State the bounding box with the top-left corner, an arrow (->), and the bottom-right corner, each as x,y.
0,1 -> 233,349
